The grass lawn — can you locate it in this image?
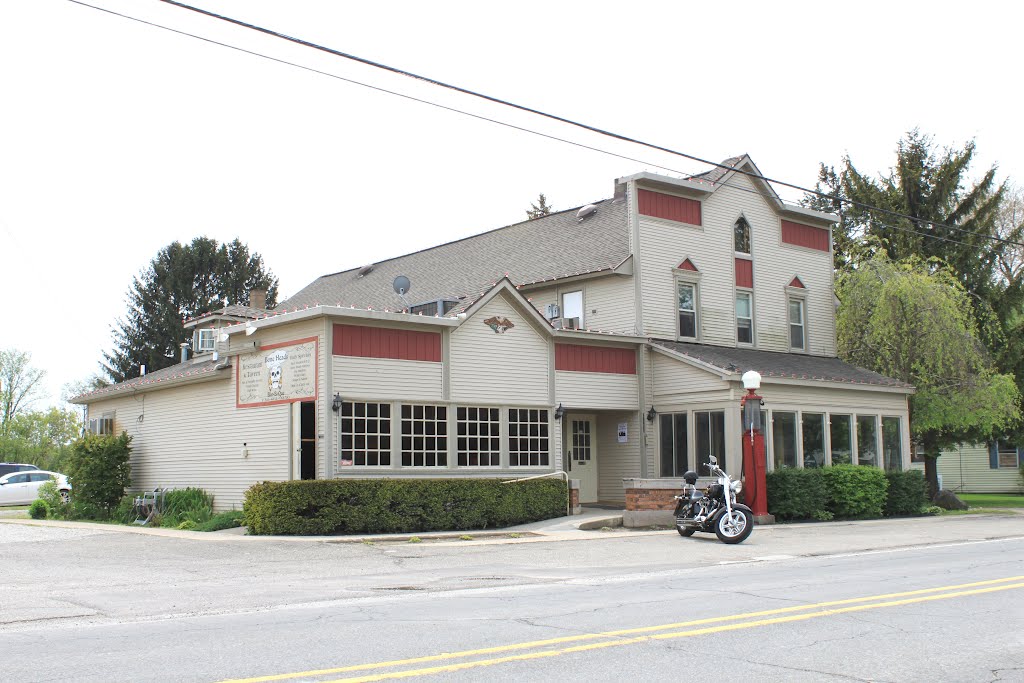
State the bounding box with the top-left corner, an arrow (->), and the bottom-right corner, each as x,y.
957,493 -> 1024,508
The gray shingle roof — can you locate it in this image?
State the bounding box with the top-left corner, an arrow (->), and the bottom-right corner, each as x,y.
687,155 -> 746,186
652,340 -> 913,389
282,198 -> 629,312
185,304 -> 269,325
71,358 -> 227,403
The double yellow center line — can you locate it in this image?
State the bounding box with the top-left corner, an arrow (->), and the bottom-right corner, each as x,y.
221,574 -> 1024,683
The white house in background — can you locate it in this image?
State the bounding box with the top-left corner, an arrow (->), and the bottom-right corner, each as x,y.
911,443 -> 1023,493
73,156 -> 913,515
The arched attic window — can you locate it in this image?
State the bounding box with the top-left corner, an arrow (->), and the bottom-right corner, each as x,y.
734,217 -> 751,254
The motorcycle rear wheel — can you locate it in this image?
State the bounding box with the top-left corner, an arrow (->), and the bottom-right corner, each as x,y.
714,509 -> 753,544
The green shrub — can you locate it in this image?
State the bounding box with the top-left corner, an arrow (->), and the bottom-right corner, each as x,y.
37,481 -> 68,519
194,510 -> 245,532
924,505 -> 943,515
884,470 -> 928,517
28,499 -> 49,519
113,495 -> 137,524
65,432 -> 132,516
822,465 -> 888,518
766,467 -> 827,521
160,488 -> 214,528
177,520 -> 197,530
243,478 -> 567,536
812,509 -> 834,522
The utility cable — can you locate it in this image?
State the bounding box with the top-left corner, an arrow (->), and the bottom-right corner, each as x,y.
155,0 -> 1024,251
65,0 -> 1023,253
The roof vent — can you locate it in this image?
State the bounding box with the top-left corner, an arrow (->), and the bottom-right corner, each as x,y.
577,204 -> 598,222
357,264 -> 374,277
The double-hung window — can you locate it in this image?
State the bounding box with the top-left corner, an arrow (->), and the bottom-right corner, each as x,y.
736,292 -> 753,344
789,298 -> 805,350
196,328 -> 216,353
678,282 -> 697,339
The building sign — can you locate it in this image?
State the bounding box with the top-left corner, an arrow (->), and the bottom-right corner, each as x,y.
236,337 -> 318,408
617,422 -> 628,443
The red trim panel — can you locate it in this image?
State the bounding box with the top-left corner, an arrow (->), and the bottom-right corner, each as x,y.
555,344 -> 636,375
638,189 -> 702,225
333,324 -> 441,362
735,258 -> 753,288
789,276 -> 805,288
678,258 -> 698,271
781,220 -> 830,252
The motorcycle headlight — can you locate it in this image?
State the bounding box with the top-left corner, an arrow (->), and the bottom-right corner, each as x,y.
731,480 -> 743,494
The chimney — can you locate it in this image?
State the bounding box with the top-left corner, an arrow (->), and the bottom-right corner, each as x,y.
180,342 -> 189,363
249,288 -> 267,310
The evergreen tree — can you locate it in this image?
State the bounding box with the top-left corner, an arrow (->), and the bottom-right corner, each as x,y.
526,193 -> 553,220
103,237 -> 279,383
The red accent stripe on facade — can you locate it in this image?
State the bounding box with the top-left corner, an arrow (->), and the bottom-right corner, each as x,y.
735,258 -> 753,288
637,189 -> 702,225
781,220 -> 830,252
555,344 -> 636,375
789,276 -> 805,288
333,324 -> 441,362
678,258 -> 698,271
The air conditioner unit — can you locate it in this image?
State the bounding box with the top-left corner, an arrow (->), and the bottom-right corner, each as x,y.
553,317 -> 581,330
545,303 -> 560,319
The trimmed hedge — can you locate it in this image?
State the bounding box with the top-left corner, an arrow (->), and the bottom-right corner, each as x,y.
822,465 -> 888,519
243,478 -> 567,535
884,470 -> 927,516
765,467 -> 828,521
766,465 -> 897,520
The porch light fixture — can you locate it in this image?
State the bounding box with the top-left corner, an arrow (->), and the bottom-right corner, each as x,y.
646,406 -> 657,422
331,393 -> 343,412
554,403 -> 565,420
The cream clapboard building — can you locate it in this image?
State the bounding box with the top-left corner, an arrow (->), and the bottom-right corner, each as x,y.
74,157 -> 914,513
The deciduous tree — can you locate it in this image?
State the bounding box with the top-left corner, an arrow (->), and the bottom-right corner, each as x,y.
0,348 -> 46,436
836,254 -> 1020,494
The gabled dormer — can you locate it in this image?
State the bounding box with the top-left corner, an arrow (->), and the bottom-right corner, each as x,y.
183,289 -> 270,358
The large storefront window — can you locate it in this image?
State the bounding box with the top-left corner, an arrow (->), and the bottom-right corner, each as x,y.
830,414 -> 852,465
456,407 -> 500,467
659,413 -> 688,477
508,409 -> 549,467
340,401 -> 391,467
802,413 -> 825,468
882,416 -> 903,471
856,415 -> 879,467
772,412 -> 798,469
401,404 -> 448,467
695,410 -> 725,476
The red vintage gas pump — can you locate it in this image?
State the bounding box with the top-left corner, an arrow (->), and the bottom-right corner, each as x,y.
740,370 -> 771,522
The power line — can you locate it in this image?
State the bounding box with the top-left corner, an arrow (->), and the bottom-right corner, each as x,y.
154,0 -> 1024,251
64,0 -> 1021,254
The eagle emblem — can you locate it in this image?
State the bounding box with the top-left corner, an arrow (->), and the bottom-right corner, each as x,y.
483,316 -> 515,334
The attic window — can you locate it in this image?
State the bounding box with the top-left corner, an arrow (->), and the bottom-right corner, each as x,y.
195,329 -> 216,353
734,217 -> 751,254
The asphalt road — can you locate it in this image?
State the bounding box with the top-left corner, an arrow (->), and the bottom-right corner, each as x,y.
1,515 -> 1022,682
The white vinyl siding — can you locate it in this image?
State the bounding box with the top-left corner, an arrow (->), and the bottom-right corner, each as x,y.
596,410 -> 641,503
555,371 -> 639,410
636,173 -> 836,355
333,357 -> 442,402
449,294 -> 550,404
84,377 -> 289,511
526,275 -> 636,334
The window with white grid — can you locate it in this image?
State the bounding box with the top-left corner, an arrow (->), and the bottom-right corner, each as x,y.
508,408 -> 549,467
340,402 -> 391,467
456,406 -> 500,467
401,404 -> 448,467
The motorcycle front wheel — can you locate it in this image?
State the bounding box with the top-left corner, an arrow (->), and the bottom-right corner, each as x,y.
714,509 -> 753,544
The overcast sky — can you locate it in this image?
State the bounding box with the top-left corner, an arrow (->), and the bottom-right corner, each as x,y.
3,0 -> 1021,408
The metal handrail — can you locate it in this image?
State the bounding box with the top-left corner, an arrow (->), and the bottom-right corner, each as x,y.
501,471 -> 571,518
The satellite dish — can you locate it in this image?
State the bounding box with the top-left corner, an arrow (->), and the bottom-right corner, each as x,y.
393,275 -> 411,295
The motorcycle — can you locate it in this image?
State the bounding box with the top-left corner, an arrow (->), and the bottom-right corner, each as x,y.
673,455 -> 753,544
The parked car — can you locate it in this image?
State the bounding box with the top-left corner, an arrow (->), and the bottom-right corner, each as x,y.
0,463 -> 40,477
0,470 -> 71,506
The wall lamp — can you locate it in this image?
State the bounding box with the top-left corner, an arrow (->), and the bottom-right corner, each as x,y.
331,393 -> 344,412
554,403 -> 565,420
646,406 -> 658,423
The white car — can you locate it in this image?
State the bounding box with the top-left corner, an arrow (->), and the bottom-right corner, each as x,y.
0,470 -> 71,506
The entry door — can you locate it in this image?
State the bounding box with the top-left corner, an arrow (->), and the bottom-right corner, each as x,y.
568,415 -> 599,503
291,401 -> 317,480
